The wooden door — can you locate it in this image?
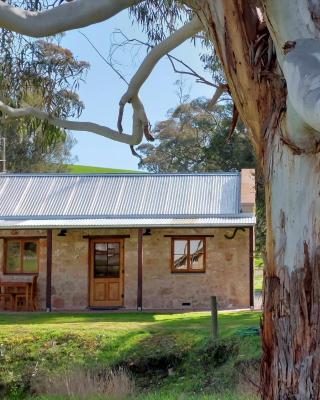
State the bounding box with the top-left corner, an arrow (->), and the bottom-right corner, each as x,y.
89,239 -> 124,307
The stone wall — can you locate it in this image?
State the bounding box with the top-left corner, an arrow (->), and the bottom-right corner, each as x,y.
142,227 -> 250,310
51,228 -> 138,310
0,226 -> 250,310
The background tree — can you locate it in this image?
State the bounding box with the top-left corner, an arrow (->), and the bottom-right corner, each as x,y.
0,25 -> 89,172
0,1 -> 319,398
137,99 -> 255,173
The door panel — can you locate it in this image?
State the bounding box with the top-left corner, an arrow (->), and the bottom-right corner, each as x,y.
109,282 -> 120,300
90,239 -> 124,307
94,282 -> 106,301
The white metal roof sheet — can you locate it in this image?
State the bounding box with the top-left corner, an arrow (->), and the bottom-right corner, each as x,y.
0,173 -> 241,219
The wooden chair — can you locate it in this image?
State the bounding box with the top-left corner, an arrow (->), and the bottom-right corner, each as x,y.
0,293 -> 14,311
15,275 -> 38,311
0,278 -> 13,311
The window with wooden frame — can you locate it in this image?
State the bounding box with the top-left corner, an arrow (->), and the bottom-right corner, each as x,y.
171,237 -> 206,273
4,239 -> 39,274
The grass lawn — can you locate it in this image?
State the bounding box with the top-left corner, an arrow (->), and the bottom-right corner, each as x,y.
0,311 -> 261,400
254,256 -> 264,292
66,165 -> 139,174
254,257 -> 264,269
254,271 -> 263,292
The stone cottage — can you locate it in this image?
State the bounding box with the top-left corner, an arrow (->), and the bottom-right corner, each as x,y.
0,170 -> 255,311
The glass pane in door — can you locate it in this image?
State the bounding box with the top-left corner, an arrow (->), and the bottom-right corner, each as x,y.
107,243 -> 120,277
94,243 -> 108,278
94,242 -> 120,278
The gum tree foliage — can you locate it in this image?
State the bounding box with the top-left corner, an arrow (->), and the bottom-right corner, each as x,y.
0,1 -> 89,171
1,1 -> 320,398
137,99 -> 255,173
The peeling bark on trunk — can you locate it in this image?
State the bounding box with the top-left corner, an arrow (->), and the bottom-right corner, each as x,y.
189,1 -> 320,398
261,129 -> 320,399
262,246 -> 320,399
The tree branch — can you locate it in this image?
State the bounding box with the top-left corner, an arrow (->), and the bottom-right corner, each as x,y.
227,104 -> 239,143
79,31 -> 129,85
0,8 -> 203,151
78,30 -> 152,144
0,99 -> 145,145
0,0 -> 143,37
118,16 -> 203,132
167,54 -> 217,88
207,84 -> 229,109
108,29 -> 213,89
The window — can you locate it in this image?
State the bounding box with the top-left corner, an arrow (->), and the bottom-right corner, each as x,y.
94,242 -> 120,278
5,239 -> 39,274
171,237 -> 206,273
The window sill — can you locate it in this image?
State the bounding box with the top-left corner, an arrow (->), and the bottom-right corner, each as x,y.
3,272 -> 39,276
171,270 -> 206,274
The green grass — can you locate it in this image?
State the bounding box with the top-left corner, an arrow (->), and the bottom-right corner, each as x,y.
66,165 -> 139,174
254,256 -> 264,269
0,311 -> 261,399
254,256 -> 264,292
254,271 -> 263,292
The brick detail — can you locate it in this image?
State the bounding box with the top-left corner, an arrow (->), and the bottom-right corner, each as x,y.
240,169 -> 255,213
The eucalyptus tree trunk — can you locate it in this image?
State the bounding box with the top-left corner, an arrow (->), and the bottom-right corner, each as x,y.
262,124 -> 320,399
190,0 -> 320,398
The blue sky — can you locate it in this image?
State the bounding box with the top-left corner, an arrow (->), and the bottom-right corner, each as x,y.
61,11 -> 213,171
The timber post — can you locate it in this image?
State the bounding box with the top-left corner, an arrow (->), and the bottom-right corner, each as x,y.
46,229 -> 52,312
137,228 -> 143,311
211,295 -> 218,339
249,227 -> 254,310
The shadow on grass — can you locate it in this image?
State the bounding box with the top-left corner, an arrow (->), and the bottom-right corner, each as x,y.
0,310 -> 260,323
0,311 -> 261,341
0,311 -> 159,325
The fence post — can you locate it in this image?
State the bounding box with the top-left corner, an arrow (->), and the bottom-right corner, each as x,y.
211,296 -> 218,339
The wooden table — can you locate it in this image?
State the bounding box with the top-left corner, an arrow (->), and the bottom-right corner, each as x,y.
0,282 -> 32,311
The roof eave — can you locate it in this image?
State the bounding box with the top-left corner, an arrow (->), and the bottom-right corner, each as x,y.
0,217 -> 256,230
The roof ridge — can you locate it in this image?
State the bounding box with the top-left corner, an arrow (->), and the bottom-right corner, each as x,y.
0,172 -> 240,177
1,212 -> 253,220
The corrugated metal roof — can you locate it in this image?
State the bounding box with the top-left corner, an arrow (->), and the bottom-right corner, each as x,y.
0,216 -> 256,229
0,173 -> 241,219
